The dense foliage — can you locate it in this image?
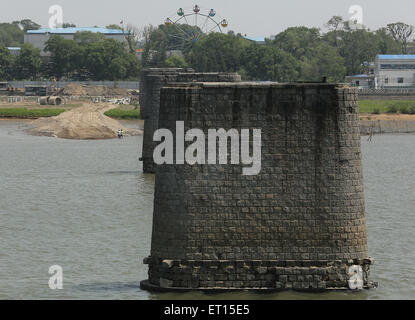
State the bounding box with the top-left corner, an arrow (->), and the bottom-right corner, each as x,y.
0,31 -> 141,81
0,16 -> 414,81
142,16 -> 413,82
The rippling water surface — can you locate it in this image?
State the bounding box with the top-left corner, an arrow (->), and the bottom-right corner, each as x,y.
0,120 -> 414,299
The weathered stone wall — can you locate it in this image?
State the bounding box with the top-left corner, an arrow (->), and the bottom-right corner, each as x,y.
139,68 -> 241,173
142,82 -> 373,291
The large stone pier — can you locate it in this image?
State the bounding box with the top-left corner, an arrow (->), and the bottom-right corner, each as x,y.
141,82 -> 374,291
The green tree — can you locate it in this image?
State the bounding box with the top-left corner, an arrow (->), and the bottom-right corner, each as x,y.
106,24 -> 123,30
73,31 -> 105,44
12,19 -> 41,32
141,24 -> 213,66
83,39 -> 139,80
374,28 -> 401,54
187,33 -> 250,72
271,27 -> 322,59
44,35 -> 82,79
0,23 -> 25,46
339,28 -> 380,75
14,43 -> 42,80
300,43 -> 346,82
269,25 -> 346,81
386,22 -> 414,54
324,16 -> 343,48
62,23 -> 76,28
142,26 -> 168,67
165,55 -> 188,68
0,45 -> 15,80
240,44 -> 299,81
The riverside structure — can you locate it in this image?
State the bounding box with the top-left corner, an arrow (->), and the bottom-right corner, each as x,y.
141,80 -> 374,291
139,68 -> 241,173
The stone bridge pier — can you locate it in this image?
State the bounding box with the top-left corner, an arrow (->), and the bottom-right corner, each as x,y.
139,68 -> 241,173
141,82 -> 374,291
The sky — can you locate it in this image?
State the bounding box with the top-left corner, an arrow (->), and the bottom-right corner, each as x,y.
1,0 -> 414,37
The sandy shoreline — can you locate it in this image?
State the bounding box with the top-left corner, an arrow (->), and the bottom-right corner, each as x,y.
2,112 -> 415,137
25,102 -> 142,139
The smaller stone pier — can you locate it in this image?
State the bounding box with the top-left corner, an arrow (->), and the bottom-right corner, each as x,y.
139,68 -> 241,173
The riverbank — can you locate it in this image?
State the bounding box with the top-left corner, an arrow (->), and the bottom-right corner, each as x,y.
360,114 -> 415,135
27,102 -> 142,139
2,102 -> 415,136
0,108 -> 66,118
103,107 -> 140,119
359,100 -> 415,114
0,105 -> 140,120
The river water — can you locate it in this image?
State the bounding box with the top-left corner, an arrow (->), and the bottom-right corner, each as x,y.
0,120 -> 414,300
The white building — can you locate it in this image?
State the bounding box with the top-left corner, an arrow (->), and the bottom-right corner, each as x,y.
24,27 -> 128,56
7,47 -> 21,56
375,54 -> 415,88
345,74 -> 374,89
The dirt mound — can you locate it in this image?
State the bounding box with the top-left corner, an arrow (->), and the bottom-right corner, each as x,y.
27,102 -> 142,139
61,84 -> 130,97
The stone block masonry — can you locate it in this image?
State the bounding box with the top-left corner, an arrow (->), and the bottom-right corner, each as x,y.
141,82 -> 374,291
139,68 -> 241,173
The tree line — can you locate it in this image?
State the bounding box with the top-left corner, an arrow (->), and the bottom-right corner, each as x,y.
143,17 -> 415,82
0,16 -> 414,81
0,31 -> 140,81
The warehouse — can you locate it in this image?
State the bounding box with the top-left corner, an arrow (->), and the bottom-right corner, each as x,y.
24,27 -> 128,56
375,54 -> 415,88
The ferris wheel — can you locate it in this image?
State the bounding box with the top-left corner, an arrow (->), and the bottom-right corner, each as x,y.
163,5 -> 228,51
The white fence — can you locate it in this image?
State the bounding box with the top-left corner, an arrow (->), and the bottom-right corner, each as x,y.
359,88 -> 415,95
0,95 -> 131,105
8,81 -> 139,90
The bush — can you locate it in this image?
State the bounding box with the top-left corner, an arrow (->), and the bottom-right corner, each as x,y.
0,108 -> 65,118
104,108 -> 140,119
371,108 -> 380,114
400,106 -> 410,114
387,104 -> 399,113
386,102 -> 415,114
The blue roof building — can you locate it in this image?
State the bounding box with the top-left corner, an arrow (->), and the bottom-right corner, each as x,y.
345,74 -> 375,88
377,54 -> 415,60
27,27 -> 127,35
24,27 -> 128,56
375,54 -> 415,88
243,35 -> 266,44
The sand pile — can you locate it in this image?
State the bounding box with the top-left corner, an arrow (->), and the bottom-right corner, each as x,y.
27,103 -> 142,139
61,84 -> 130,97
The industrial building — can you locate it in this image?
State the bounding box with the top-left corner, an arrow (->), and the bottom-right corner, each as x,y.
375,54 -> 415,88
24,27 -> 128,56
345,74 -> 375,89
